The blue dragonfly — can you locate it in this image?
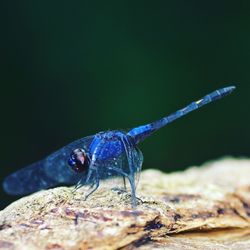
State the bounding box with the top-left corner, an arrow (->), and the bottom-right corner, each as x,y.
3,86 -> 235,208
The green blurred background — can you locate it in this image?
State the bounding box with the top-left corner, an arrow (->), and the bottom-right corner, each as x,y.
1,1 -> 249,209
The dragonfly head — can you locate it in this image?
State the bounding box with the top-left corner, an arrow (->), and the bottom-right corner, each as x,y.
68,148 -> 90,173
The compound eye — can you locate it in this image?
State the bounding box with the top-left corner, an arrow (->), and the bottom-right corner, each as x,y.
68,148 -> 89,173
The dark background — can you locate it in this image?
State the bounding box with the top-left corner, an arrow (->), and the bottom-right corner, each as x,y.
1,1 -> 249,210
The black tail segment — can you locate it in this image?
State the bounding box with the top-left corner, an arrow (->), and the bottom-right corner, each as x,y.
127,86 -> 236,145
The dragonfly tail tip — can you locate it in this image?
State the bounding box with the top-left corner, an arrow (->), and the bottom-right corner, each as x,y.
227,85 -> 236,90
223,85 -> 236,95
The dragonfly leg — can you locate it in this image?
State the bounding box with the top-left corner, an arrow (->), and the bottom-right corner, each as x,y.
108,153 -> 138,208
127,175 -> 137,209
72,176 -> 85,193
110,166 -> 130,194
84,169 -> 99,201
84,180 -> 99,200
72,168 -> 94,195
123,176 -> 127,190
111,176 -> 127,193
82,138 -> 106,200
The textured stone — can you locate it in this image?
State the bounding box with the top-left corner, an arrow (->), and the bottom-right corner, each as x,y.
1,157 -> 250,249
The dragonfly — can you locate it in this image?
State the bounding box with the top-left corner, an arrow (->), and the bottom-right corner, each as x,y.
3,86 -> 235,208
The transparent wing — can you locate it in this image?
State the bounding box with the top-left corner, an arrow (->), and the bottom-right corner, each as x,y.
3,135 -> 95,195
98,135 -> 143,208
132,146 -> 143,188
63,132 -> 143,208
95,136 -> 143,190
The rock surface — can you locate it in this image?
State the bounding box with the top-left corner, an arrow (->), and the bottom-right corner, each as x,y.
1,158 -> 250,249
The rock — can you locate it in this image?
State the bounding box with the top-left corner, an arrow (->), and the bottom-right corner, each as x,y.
1,157 -> 250,249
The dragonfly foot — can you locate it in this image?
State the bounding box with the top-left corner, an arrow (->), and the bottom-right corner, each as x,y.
111,187 -> 127,195
83,181 -> 99,201
72,184 -> 83,194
